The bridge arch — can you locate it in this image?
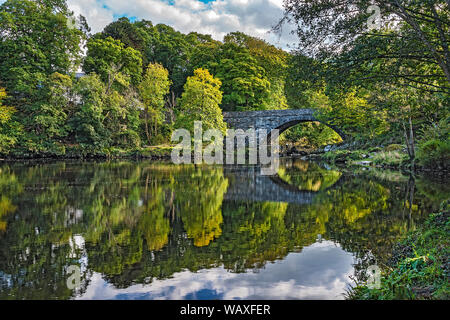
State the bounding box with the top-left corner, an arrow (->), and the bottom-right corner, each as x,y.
270,119 -> 346,141
223,163 -> 344,204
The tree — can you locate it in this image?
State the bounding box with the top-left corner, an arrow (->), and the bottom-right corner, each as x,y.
83,37 -> 143,89
71,74 -> 109,149
210,42 -> 271,111
0,0 -> 85,153
146,24 -> 196,97
100,17 -> 147,59
224,32 -> 290,110
0,88 -> 21,154
177,68 -> 226,134
279,0 -> 450,92
138,63 -> 171,144
279,0 -> 449,162
35,73 -> 73,143
70,72 -> 143,152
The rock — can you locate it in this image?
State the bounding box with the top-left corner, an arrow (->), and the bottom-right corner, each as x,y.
324,145 -> 333,152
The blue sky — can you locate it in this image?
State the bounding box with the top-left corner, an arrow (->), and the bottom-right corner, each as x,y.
0,0 -> 296,49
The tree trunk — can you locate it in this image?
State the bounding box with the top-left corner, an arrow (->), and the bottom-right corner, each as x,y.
144,110 -> 151,145
166,91 -> 177,124
402,116 -> 416,171
408,116 -> 415,159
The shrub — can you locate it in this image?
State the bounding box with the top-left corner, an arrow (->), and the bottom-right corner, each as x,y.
372,151 -> 408,166
417,138 -> 450,169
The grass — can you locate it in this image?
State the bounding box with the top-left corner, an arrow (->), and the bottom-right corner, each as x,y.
347,205 -> 450,300
371,151 -> 408,166
320,147 -> 411,169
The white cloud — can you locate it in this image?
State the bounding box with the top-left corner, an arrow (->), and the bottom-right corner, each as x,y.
65,0 -> 296,50
0,0 -> 296,48
77,241 -> 356,300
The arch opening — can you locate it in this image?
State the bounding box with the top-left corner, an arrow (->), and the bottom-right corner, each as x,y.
270,120 -> 345,152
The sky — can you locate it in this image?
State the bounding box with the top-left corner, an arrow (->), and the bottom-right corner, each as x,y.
0,0 -> 297,49
76,241 -> 355,300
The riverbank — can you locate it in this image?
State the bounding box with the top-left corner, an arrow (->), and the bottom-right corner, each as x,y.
287,144 -> 449,174
347,203 -> 449,300
0,145 -> 175,161
3,143 -> 449,176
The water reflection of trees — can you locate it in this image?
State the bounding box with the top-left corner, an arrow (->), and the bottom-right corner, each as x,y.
0,161 -> 446,298
277,160 -> 342,192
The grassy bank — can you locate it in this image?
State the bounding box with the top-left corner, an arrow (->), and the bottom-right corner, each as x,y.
347,204 -> 449,300
313,144 -> 449,172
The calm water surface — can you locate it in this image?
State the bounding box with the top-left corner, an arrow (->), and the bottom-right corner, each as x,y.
0,159 -> 447,299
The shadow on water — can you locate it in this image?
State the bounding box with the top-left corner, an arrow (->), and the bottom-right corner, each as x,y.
0,159 -> 447,299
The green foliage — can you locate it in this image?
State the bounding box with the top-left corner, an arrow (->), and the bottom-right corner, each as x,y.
0,2 -> 447,159
280,122 -> 342,149
417,139 -> 450,169
204,42 -> 271,111
84,37 -> 143,87
35,73 -> 72,141
417,117 -> 450,169
100,17 -> 148,64
281,0 -> 450,92
223,32 -> 289,110
325,89 -> 389,141
71,74 -> 109,149
372,151 -> 408,167
177,68 -> 226,134
348,210 -> 449,300
139,63 -> 171,145
0,88 -> 21,154
280,1 -> 449,153
70,73 -> 144,152
0,0 -> 85,154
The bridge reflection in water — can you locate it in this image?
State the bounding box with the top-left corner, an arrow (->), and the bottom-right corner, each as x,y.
224,159 -> 342,205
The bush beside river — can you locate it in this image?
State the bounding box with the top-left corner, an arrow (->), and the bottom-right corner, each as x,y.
347,203 -> 450,300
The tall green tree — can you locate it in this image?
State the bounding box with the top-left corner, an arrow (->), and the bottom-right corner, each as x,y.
138,63 -> 171,144
35,73 -> 73,144
280,0 -> 450,92
83,37 -> 143,89
210,42 -> 271,111
71,74 -> 109,149
224,32 -> 289,110
177,68 -> 226,134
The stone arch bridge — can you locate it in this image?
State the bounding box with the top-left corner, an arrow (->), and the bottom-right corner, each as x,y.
222,109 -> 345,139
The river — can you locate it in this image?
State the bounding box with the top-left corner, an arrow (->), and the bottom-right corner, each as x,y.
0,159 -> 447,299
